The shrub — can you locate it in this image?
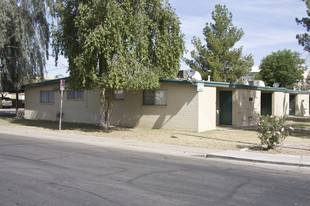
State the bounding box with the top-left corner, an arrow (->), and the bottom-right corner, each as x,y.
257,115 -> 294,149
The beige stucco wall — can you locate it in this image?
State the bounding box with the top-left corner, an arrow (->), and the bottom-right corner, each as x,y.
24,84 -> 102,124
273,92 -> 289,117
110,83 -> 201,131
216,88 -> 260,127
233,89 -> 261,127
25,82 -> 215,132
296,94 -> 310,117
198,86 -> 217,132
25,84 -> 59,121
25,80 -> 308,132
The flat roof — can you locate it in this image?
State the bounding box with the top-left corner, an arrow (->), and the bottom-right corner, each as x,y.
21,77 -> 310,94
161,79 -> 310,94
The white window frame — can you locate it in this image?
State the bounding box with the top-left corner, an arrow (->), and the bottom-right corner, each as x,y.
143,90 -> 167,106
40,90 -> 54,103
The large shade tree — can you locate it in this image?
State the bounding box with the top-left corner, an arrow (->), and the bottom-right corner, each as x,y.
257,49 -> 305,89
296,0 -> 310,52
0,0 -> 54,96
185,4 -> 253,82
53,0 -> 185,128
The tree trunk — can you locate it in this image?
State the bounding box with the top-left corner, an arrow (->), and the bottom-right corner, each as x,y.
104,89 -> 114,129
99,87 -> 115,130
15,90 -> 19,114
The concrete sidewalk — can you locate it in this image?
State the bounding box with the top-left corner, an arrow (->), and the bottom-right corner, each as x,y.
207,150 -> 310,167
0,125 -> 309,167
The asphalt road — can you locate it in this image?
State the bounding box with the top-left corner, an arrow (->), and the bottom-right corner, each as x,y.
0,133 -> 309,206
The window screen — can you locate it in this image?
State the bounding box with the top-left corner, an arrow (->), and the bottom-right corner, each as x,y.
40,91 -> 54,103
67,90 -> 84,100
143,90 -> 167,106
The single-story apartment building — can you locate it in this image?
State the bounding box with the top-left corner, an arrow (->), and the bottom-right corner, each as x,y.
22,78 -> 310,132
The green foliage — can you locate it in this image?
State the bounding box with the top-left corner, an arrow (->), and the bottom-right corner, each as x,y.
296,0 -> 310,52
0,0 -> 54,92
53,0 -> 184,91
258,49 -> 305,89
257,115 -> 293,149
53,0 -> 185,128
185,4 -> 253,82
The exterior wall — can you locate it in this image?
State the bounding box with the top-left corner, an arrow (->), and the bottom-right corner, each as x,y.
110,83 -> 200,131
233,89 -> 261,127
25,82 -> 203,132
25,84 -> 60,121
216,88 -> 260,127
273,92 -> 289,116
296,94 -> 310,117
24,78 -> 309,132
198,86 -> 216,132
24,84 -> 101,124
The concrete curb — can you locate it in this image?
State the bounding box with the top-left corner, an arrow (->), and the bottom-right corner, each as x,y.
207,151 -> 310,167
0,125 -> 310,167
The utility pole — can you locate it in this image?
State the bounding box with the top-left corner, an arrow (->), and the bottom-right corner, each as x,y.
59,79 -> 65,130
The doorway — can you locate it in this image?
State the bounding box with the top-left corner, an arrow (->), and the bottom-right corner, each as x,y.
289,94 -> 296,116
219,91 -> 232,125
261,93 -> 272,116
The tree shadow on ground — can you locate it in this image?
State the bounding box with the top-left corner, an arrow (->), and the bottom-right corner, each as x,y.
172,133 -> 257,146
287,117 -> 310,123
290,129 -> 310,139
6,117 -> 132,133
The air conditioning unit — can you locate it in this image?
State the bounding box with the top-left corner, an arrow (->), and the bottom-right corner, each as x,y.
177,70 -> 189,79
249,80 -> 265,87
178,69 -> 202,81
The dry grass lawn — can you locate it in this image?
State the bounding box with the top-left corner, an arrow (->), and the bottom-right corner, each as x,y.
0,116 -> 309,156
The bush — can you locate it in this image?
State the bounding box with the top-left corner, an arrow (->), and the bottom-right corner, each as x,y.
257,115 -> 294,149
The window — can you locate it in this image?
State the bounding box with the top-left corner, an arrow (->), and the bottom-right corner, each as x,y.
106,90 -> 124,100
67,90 -> 84,100
40,91 -> 54,103
143,90 -> 167,106
114,90 -> 124,100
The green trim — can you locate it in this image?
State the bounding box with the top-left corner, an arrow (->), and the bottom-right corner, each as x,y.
160,79 -> 310,94
21,77 -> 70,90
21,77 -> 310,95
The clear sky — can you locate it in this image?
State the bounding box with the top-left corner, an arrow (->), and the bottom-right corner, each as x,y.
45,0 -> 309,77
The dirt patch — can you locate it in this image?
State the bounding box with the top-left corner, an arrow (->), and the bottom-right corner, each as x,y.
248,144 -> 310,156
1,117 -> 310,156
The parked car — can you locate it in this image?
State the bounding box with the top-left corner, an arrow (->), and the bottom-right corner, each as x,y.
1,97 -> 12,108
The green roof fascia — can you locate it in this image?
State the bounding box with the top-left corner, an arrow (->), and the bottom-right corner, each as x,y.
160,79 -> 310,94
285,89 -> 310,94
21,77 -> 70,90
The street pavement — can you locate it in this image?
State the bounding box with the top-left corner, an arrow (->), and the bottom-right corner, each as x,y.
0,125 -> 309,168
